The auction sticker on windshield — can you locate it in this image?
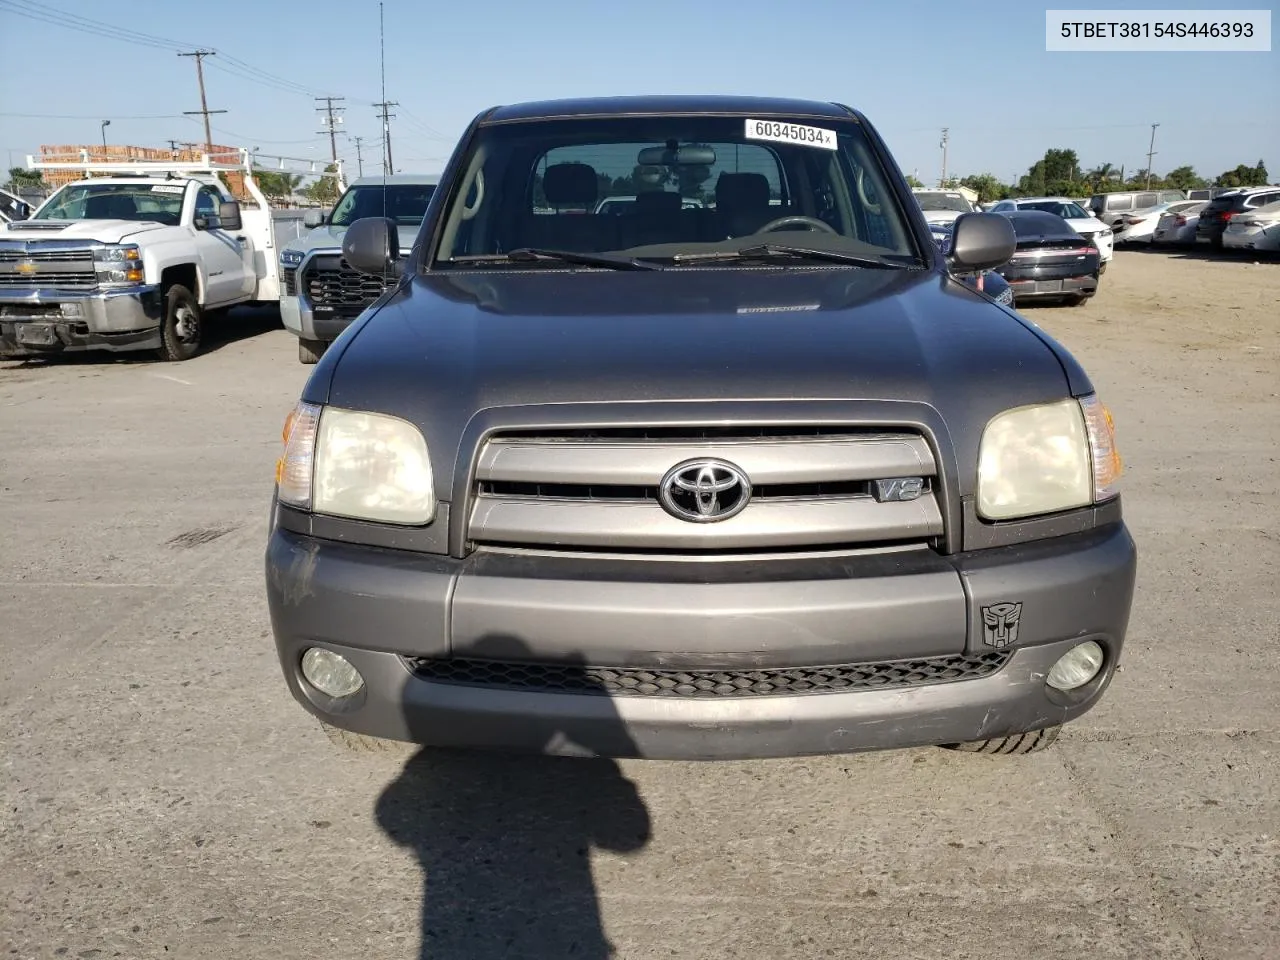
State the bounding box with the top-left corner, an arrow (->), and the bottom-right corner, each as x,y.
151,185 -> 186,194
745,119 -> 837,150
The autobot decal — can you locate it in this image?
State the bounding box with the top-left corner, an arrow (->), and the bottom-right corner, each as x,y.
981,602 -> 1022,648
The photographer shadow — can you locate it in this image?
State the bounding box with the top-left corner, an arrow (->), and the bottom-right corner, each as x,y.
375,638 -> 651,959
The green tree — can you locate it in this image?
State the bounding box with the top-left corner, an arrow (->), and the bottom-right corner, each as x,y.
1127,169 -> 1164,188
302,164 -> 342,204
667,146 -> 713,200
959,173 -> 1006,203
1017,148 -> 1082,197
253,169 -> 303,200
1163,165 -> 1205,191
1214,162 -> 1268,188
904,173 -> 924,188
6,167 -> 45,190
1042,148 -> 1080,185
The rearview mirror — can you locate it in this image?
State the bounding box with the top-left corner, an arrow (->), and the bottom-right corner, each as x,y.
636,145 -> 717,166
947,212 -> 1016,272
303,208 -> 326,228
218,201 -> 242,232
342,217 -> 400,275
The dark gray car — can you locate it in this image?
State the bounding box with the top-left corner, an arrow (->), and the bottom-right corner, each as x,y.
264,95 -> 1137,761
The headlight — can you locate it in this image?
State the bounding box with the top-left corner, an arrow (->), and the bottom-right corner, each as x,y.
95,244 -> 140,263
280,249 -> 305,268
275,402 -> 435,525
94,244 -> 144,284
977,395 -> 1121,521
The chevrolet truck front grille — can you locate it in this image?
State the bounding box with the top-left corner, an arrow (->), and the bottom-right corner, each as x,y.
0,249 -> 97,290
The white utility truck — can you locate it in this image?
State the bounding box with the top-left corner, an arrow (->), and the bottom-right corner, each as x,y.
0,150 -> 344,361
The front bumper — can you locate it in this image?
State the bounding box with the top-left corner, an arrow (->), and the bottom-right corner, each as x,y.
279,292 -> 352,342
265,522 -> 1138,760
0,285 -> 162,357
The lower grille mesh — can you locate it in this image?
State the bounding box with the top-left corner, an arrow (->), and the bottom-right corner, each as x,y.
404,651 -> 1010,698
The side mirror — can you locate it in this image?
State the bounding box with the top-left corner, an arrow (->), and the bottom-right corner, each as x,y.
303,208 -> 326,228
342,217 -> 400,275
13,201 -> 30,221
218,201 -> 242,232
947,212 -> 1016,272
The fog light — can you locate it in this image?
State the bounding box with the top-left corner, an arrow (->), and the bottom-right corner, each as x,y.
300,647 -> 364,698
1046,641 -> 1104,692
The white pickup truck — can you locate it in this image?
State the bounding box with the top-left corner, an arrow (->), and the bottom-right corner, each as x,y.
0,151 -> 341,361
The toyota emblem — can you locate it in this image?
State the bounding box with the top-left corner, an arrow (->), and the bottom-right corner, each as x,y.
658,459 -> 752,523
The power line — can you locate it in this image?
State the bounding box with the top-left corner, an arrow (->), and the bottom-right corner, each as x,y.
315,97 -> 346,164
1,0 -> 452,153
178,50 -> 225,150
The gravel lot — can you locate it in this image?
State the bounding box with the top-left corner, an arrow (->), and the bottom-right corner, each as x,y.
2,250 -> 1277,960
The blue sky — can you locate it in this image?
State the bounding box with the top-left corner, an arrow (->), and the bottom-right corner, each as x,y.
1,0 -> 1276,185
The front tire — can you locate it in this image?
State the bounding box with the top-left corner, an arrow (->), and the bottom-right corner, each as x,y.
298,338 -> 327,364
157,284 -> 202,362
941,725 -> 1061,755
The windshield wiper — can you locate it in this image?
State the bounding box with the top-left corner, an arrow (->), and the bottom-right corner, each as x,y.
452,248 -> 663,271
671,244 -> 918,269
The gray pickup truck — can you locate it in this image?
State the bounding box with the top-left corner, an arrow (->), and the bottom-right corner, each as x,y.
278,174 -> 438,364
265,95 -> 1137,761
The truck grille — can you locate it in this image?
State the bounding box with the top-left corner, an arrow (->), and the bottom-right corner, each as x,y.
466,426 -> 945,553
300,255 -> 391,317
0,248 -> 97,290
404,650 -> 1010,698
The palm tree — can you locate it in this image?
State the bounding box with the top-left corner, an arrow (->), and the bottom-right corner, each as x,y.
1085,163 -> 1115,189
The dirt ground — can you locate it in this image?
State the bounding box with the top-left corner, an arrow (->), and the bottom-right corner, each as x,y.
2,249 -> 1278,960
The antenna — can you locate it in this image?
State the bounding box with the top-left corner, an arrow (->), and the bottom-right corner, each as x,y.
379,2 -> 388,251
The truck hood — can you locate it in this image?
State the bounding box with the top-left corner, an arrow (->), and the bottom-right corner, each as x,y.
315,267 -> 1082,497
286,222 -> 421,255
0,219 -> 170,243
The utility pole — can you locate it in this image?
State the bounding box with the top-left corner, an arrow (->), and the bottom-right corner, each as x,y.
1145,123 -> 1159,188
374,101 -> 398,174
353,136 -> 366,176
178,50 -> 225,151
315,97 -> 346,164
939,128 -> 949,187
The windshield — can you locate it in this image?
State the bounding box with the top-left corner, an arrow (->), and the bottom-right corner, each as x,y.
1018,200 -> 1090,220
328,183 -> 437,227
430,115 -> 920,267
914,192 -> 972,213
32,183 -> 186,225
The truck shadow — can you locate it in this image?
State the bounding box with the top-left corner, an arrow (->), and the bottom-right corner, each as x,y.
374,641 -> 652,959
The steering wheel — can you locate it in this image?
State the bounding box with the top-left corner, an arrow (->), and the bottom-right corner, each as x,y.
757,215 -> 839,236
